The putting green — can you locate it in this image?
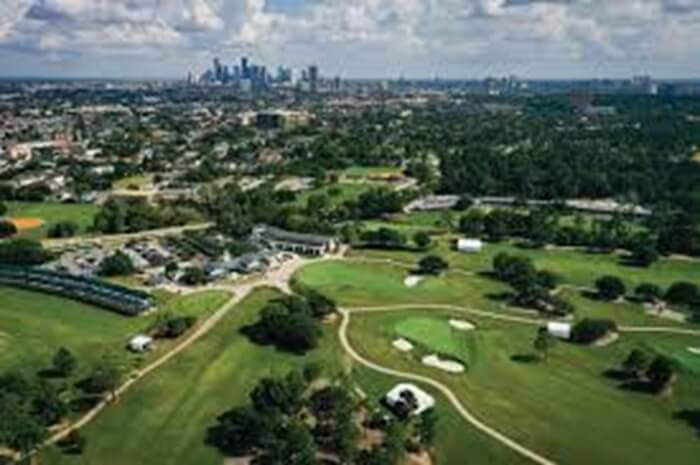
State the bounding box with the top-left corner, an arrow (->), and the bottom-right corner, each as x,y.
395,317 -> 475,364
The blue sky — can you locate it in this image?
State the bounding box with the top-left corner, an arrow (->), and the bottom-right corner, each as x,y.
1,0 -> 700,79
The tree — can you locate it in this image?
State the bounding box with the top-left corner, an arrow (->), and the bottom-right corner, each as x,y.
417,409 -> 438,448
206,406 -> 276,456
258,420 -> 319,465
459,210 -> 485,236
570,319 -> 617,344
413,231 -> 432,250
646,356 -> 675,394
665,282 -> 699,307
47,221 -> 78,239
0,239 -> 51,265
622,349 -> 650,378
32,382 -> 68,426
418,255 -> 448,275
492,253 -> 536,289
634,283 -> 663,303
85,357 -> 122,398
454,195 -> 474,211
98,251 -> 135,277
629,238 -> 659,267
0,201 -> 7,216
533,327 -> 556,362
0,220 -> 17,238
52,347 -> 77,377
595,275 -> 626,301
180,266 -> 206,286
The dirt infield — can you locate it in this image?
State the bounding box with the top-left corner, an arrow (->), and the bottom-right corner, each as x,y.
10,217 -> 44,231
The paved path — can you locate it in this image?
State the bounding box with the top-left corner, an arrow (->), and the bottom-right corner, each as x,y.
337,309 -> 558,465
42,222 -> 213,248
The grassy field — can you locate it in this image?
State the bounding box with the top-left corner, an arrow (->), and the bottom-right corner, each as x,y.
5,201 -> 98,238
349,308 -> 700,465
0,286 -> 230,376
293,182 -> 370,208
41,288 -> 528,465
395,316 -> 476,364
353,235 -> 700,292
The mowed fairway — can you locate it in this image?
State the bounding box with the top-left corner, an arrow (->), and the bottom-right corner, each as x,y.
354,236 -> 700,291
295,259 -> 511,311
6,201 -> 98,238
348,309 -> 700,465
0,285 -> 230,376
41,288 -> 531,465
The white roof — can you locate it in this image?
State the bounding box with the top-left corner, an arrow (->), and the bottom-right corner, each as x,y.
547,322 -> 572,339
457,238 -> 484,250
129,334 -> 153,345
385,383 -> 435,415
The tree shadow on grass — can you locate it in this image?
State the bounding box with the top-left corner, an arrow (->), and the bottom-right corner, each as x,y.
485,291 -> 515,303
37,368 -> 65,379
603,368 -> 635,381
617,380 -> 658,395
510,354 -> 540,364
675,410 -> 700,437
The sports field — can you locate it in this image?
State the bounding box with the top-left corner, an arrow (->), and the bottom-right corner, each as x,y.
41,288 -> 528,465
348,308 -> 700,465
6,201 -> 98,238
0,286 -> 230,376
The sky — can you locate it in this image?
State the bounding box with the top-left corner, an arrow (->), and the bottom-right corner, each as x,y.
1,0 -> 700,79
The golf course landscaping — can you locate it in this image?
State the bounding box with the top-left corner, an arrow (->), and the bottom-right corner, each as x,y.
40,287 -> 529,465
345,307 -> 700,465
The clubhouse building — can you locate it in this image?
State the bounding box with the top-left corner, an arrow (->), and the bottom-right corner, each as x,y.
253,225 -> 339,256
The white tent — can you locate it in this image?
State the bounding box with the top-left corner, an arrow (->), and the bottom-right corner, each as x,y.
457,238 -> 484,253
128,334 -> 154,352
547,322 -> 572,340
385,383 -> 435,415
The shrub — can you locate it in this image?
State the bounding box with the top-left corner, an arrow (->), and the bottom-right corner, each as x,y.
0,220 -> 17,238
595,275 -> 626,301
665,282 -> 699,306
571,319 -> 617,344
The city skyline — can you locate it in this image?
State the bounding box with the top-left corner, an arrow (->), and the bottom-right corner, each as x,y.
2,1 -> 700,79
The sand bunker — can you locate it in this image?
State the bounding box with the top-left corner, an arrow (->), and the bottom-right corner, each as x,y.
10,217 -> 44,231
404,275 -> 424,288
449,319 -> 475,331
687,347 -> 700,355
422,354 -> 465,373
393,338 -> 414,352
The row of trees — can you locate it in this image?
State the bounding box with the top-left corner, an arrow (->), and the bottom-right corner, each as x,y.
207,367 -> 437,465
92,197 -> 202,235
594,275 -> 699,318
492,253 -> 574,316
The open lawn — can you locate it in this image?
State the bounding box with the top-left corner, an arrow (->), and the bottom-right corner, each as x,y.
293,182 -> 370,208
349,308 -> 700,465
0,286 -> 230,377
395,317 -> 476,364
295,259 -> 512,311
41,288 -> 527,465
5,201 -> 98,238
353,236 -> 700,293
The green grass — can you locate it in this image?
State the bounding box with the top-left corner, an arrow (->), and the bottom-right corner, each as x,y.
335,165 -> 402,179
349,308 -> 700,465
295,259 -> 511,312
0,286 -> 230,376
293,182 -> 370,208
41,288 -> 529,465
113,174 -> 154,190
6,201 -> 98,238
395,317 -> 476,364
354,236 -> 700,294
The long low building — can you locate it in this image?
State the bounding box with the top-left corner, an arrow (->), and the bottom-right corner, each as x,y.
0,266 -> 154,316
253,225 -> 338,256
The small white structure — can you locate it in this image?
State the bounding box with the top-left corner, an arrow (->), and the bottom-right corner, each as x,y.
128,334 -> 154,353
547,322 -> 572,340
385,383 -> 435,415
404,275 -> 424,288
687,347 -> 700,356
457,238 -> 484,253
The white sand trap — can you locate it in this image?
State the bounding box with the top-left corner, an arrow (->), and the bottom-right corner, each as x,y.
449,319 -> 475,331
404,275 -> 424,288
393,338 -> 414,352
422,354 -> 465,373
687,347 -> 700,355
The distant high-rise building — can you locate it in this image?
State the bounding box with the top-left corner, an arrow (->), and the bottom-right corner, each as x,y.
308,65 -> 319,93
213,58 -> 223,83
241,57 -> 249,79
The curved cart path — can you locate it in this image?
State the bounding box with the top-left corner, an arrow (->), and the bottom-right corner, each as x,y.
338,308 -> 558,465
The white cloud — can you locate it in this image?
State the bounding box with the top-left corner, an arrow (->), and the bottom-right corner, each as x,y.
1,0 -> 700,77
